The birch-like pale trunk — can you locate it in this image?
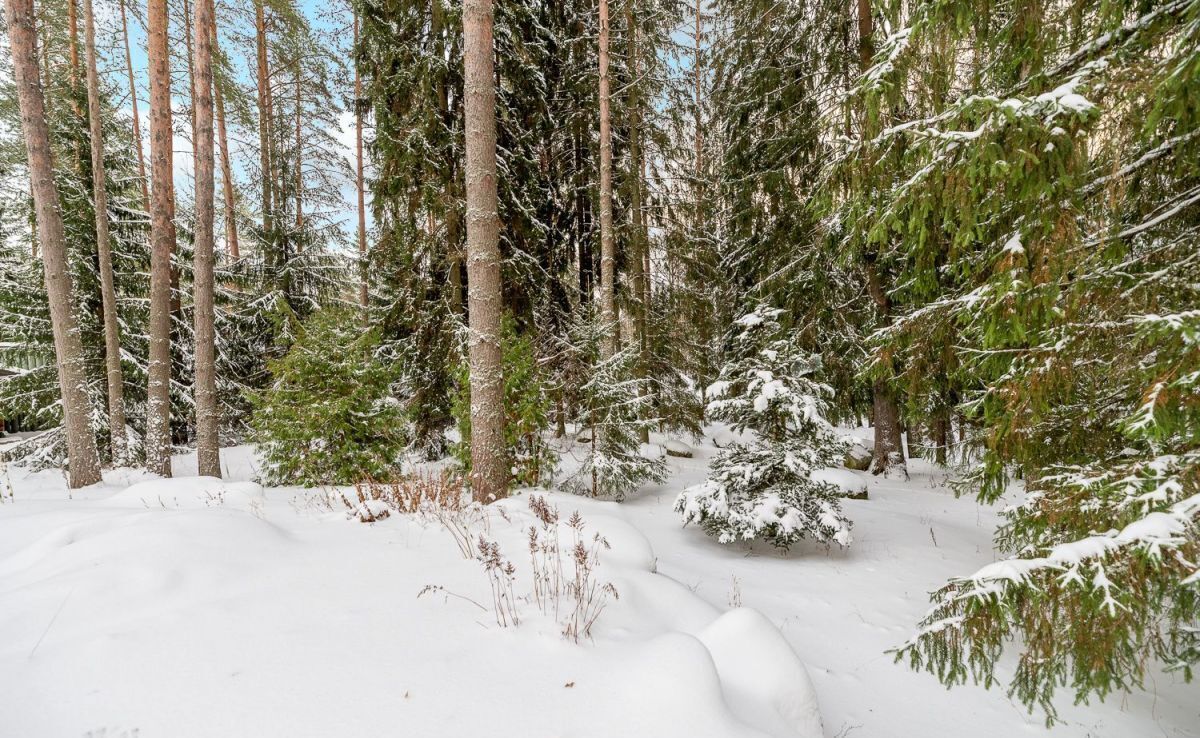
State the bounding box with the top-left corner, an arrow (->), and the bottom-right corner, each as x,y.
192,0 -> 220,477
462,0 -> 506,503
5,0 -> 102,488
146,0 -> 175,477
83,0 -> 129,464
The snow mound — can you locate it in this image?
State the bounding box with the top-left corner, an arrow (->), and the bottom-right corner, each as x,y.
812,467 -> 868,498
105,476 -> 266,513
663,439 -> 695,458
700,608 -> 824,738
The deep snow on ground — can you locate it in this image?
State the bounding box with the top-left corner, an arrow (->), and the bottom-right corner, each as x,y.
0,429 -> 1196,738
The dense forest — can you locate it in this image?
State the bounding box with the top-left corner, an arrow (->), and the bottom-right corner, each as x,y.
0,0 -> 1197,732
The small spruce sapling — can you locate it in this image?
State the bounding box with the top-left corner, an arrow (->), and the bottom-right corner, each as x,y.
676,306 -> 852,549
562,307 -> 665,500
250,307 -> 406,485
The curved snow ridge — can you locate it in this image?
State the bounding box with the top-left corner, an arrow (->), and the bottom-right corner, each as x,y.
499,491 -> 824,738
104,475 -> 267,513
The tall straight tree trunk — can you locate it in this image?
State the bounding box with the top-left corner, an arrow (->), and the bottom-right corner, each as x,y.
183,0 -> 196,176
146,0 -> 175,477
83,0 -> 128,464
432,0 -> 462,314
255,0 -> 273,240
5,0 -> 101,488
354,11 -> 367,312
213,21 -> 238,260
294,62 -> 303,234
625,0 -> 649,443
119,0 -> 150,205
857,0 -> 906,478
192,0 -> 220,477
597,0 -> 616,360
462,0 -> 505,504
694,0 -> 702,176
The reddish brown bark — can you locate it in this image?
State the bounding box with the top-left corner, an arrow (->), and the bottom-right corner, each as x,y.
146,0 -> 175,477
83,0 -> 129,463
462,0 -> 506,503
5,0 -> 101,487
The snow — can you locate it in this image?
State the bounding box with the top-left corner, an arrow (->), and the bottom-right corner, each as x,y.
1,434 -> 1197,737
811,467 -> 868,498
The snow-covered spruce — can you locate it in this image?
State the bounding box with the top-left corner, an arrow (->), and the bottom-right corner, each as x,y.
676,307 -> 851,549
562,307 -> 666,500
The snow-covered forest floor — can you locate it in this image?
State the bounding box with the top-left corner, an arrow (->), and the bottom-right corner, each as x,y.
1,428 -> 1196,738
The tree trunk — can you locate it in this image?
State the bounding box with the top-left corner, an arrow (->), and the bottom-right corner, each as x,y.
932,407 -> 950,465
869,378 -> 905,477
146,0 -> 175,477
462,0 -> 505,503
183,0 -> 196,176
354,11 -> 367,312
119,0 -> 150,206
625,0 -> 649,443
83,0 -> 128,464
294,60 -> 303,235
5,0 -> 102,488
856,0 -> 906,479
255,0 -> 273,241
597,0 -> 616,360
694,0 -> 702,176
213,21 -> 238,260
192,0 -> 220,478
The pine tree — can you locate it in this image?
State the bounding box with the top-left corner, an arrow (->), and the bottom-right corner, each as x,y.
145,0 -> 175,477
192,0 -> 220,477
3,0 -> 101,487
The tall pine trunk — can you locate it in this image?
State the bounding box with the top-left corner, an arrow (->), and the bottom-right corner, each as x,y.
597,0 -> 615,360
213,21 -> 239,261
192,0 -> 220,477
255,0 -> 273,242
146,0 -> 175,477
625,0 -> 649,443
119,0 -> 150,205
354,11 -> 367,312
83,0 -> 128,464
5,0 -> 101,488
294,62 -> 303,234
462,0 -> 505,503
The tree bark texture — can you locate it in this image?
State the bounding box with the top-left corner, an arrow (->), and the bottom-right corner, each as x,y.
192,0 -> 221,477
462,0 -> 506,503
83,0 -> 129,464
597,0 -> 616,360
5,0 -> 102,488
146,0 -> 175,477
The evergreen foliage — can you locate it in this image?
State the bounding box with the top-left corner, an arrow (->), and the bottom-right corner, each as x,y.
676,306 -> 851,549
562,306 -> 664,500
250,307 -> 405,486
451,315 -> 556,488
